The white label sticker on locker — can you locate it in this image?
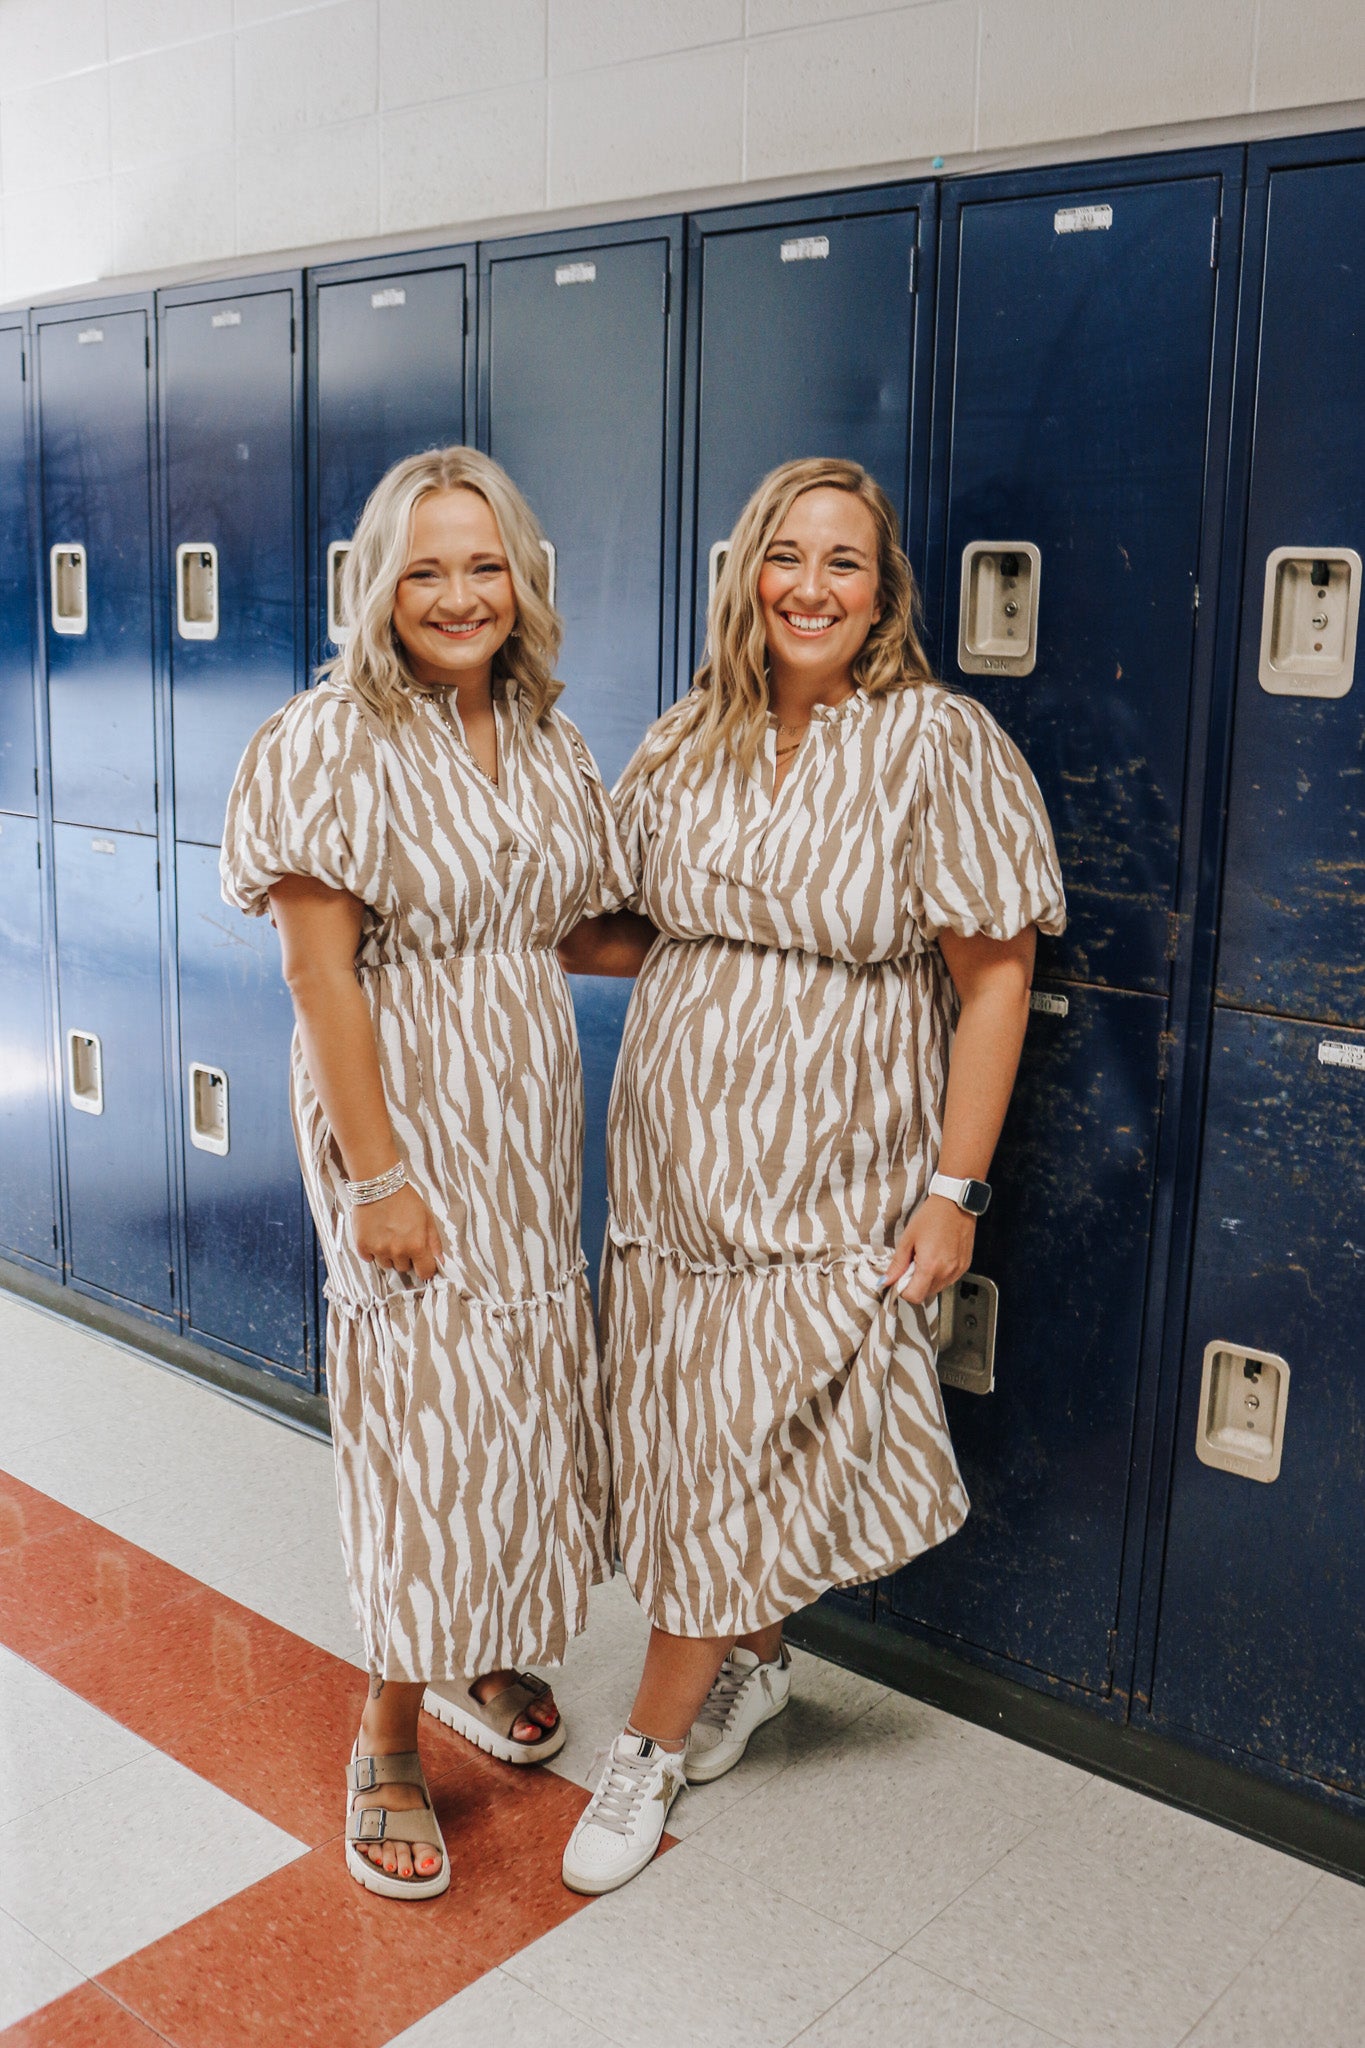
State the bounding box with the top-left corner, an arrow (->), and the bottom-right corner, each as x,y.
90,838 -> 116,855
77,328 -> 103,344
1054,204 -> 1113,234
211,309 -> 242,328
371,288 -> 406,308
1029,990 -> 1069,1017
780,236 -> 830,263
555,263 -> 596,286
1318,1040 -> 1365,1073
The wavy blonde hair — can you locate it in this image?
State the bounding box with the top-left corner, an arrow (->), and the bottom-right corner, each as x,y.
626,457 -> 934,789
318,446 -> 562,730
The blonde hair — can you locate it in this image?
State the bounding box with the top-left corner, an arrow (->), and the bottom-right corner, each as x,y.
627,457 -> 934,788
318,446 -> 562,730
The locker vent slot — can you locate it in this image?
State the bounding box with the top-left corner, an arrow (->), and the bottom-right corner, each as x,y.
176,543 -> 219,640
1196,1342 -> 1290,1483
1258,546 -> 1360,698
936,1273 -> 998,1395
958,541 -> 1041,676
540,537 -> 557,605
555,262 -> 596,286
66,1030 -> 104,1116
188,1063 -> 230,1156
50,545 -> 88,635
780,236 -> 830,262
327,539 -> 351,644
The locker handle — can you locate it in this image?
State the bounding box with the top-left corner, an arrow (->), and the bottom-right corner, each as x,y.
66,1030 -> 103,1115
176,542 -> 219,640
540,537 -> 556,607
958,541 -> 1041,677
50,545 -> 88,636
327,539 -> 351,644
188,1062 -> 230,1155
708,540 -> 729,608
1257,546 -> 1360,698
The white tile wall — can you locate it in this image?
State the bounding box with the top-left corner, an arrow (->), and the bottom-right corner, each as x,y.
1,1 -> 1364,303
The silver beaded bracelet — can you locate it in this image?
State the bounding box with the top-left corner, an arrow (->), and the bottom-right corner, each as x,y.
343,1161 -> 408,1206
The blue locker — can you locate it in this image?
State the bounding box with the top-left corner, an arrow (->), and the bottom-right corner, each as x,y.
176,845 -> 309,1375
480,224 -> 681,788
53,824 -> 173,1312
685,190 -> 932,682
932,169 -> 1226,996
160,281 -> 301,846
1150,1011 -> 1365,1794
311,254 -> 471,664
0,323 -> 35,815
569,975 -> 634,1293
35,306 -> 157,835
889,984 -> 1167,1692
0,814 -> 57,1266
1216,156 -> 1365,1029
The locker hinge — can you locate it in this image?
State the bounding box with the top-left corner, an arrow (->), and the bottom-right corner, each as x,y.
1165,910 -> 1182,961
908,243 -> 919,295
290,314 -> 297,354
1106,1627 -> 1118,1677
168,1267 -> 176,1299
1192,582 -> 1200,622
52,1223 -> 59,1251
662,266 -> 671,317
1210,214 -> 1221,269
19,348 -> 26,381
462,295 -> 469,336
1157,1030 -> 1178,1081
145,334 -> 151,368
155,857 -> 161,890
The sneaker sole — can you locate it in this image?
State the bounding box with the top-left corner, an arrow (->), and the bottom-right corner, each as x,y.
685,1687 -> 789,1784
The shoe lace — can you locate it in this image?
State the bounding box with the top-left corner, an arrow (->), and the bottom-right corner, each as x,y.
584,1744 -> 661,1837
697,1656 -> 747,1734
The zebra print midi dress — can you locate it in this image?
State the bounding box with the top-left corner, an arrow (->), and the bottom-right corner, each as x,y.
602,682 -> 1066,1637
220,681 -> 633,1682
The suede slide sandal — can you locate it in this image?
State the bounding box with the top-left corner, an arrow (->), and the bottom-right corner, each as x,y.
345,1745 -> 450,1901
422,1671 -> 567,1764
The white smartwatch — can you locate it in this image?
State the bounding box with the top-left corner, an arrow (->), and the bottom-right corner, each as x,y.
929,1172 -> 992,1217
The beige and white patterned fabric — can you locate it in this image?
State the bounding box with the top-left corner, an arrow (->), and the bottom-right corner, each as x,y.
220,681 -> 633,1681
603,682 -> 1066,1637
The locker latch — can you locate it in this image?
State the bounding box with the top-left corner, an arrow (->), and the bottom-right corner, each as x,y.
958,542 -> 1041,676
50,545 -> 88,635
66,1030 -> 103,1115
1258,547 -> 1360,698
1195,1341 -> 1290,1483
188,1063 -> 230,1156
176,543 -> 219,641
936,1272 -> 998,1395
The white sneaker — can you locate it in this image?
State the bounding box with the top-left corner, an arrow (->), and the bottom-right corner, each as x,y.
561,1731 -> 686,1896
685,1645 -> 792,1784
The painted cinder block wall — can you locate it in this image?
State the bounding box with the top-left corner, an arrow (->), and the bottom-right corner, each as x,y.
2,0 -> 1365,306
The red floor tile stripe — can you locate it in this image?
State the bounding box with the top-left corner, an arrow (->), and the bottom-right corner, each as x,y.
0,1466 -> 670,2046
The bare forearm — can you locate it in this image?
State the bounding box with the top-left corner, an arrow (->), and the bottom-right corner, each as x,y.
557,910 -> 658,977
289,969 -> 399,1182
937,982 -> 1030,1180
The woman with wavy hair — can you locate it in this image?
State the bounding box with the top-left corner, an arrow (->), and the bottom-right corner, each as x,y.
559,457 -> 1065,1894
221,448 -> 642,1900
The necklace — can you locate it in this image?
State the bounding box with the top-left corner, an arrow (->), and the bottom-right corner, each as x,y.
420,688 -> 498,786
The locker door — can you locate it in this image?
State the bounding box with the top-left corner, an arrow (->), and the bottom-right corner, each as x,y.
176,845 -> 308,1374
1216,159 -> 1365,1029
313,259 -> 469,657
0,815 -> 56,1265
37,310 -> 157,835
937,173 -> 1224,995
569,977 -> 633,1292
0,326 -> 35,815
482,231 -> 676,788
689,199 -> 926,678
888,984 -> 1166,1691
162,288 -> 299,847
53,824 -> 173,1312
1151,1013 -> 1365,1793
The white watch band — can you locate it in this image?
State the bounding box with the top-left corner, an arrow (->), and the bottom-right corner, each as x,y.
929,1173 -> 972,1209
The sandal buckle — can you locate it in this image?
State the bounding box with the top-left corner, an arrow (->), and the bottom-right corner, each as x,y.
353,1807 -> 387,1843
352,1755 -> 380,1791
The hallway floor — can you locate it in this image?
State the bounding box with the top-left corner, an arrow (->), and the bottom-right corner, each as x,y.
0,1289 -> 1359,2048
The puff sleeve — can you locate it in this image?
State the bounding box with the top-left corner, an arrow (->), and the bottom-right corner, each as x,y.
561,719 -> 638,918
219,686 -> 390,918
909,693 -> 1066,942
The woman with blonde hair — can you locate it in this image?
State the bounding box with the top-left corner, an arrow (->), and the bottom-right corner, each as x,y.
221,447 -> 642,1900
559,457 -> 1065,1893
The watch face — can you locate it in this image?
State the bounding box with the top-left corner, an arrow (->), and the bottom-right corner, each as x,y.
962,1179 -> 992,1216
